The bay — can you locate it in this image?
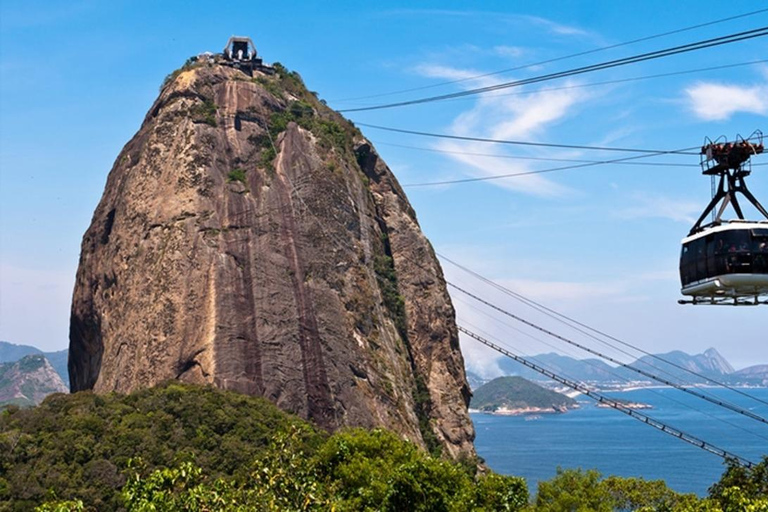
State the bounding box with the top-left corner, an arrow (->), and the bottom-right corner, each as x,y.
472,387 -> 768,496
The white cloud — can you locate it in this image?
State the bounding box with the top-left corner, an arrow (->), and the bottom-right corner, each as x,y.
617,193 -> 701,224
378,10 -> 593,40
410,64 -> 486,82
496,278 -> 626,302
517,15 -> 590,38
685,81 -> 768,121
493,46 -> 525,59
410,64 -> 588,196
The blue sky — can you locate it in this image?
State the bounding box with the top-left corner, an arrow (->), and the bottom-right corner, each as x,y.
1,1 -> 766,372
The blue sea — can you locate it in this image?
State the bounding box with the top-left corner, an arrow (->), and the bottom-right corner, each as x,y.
472,387 -> 768,496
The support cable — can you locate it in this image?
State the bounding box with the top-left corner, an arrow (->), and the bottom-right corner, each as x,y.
439,253 -> 768,408
331,9 -> 768,103
374,141 -> 698,167
455,301 -> 768,443
358,123 -> 699,154
459,325 -> 756,468
339,26 -> 768,112
401,144 -> 700,187
449,281 -> 768,426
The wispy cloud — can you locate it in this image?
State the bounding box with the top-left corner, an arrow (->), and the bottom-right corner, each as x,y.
684,80 -> 768,121
617,193 -> 701,224
411,64 -> 588,196
377,10 -> 593,40
493,46 -> 525,59
515,14 -> 590,38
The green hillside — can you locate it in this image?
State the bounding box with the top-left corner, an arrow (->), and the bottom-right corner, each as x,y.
471,376 -> 576,412
0,382 -> 526,511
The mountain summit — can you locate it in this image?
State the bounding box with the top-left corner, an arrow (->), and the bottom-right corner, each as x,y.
68,47 -> 474,457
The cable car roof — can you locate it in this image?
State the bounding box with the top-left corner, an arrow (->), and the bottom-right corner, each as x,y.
682,219 -> 768,244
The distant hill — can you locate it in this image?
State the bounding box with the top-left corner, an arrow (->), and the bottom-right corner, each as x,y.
618,348 -> 734,383
492,348 -> 746,387
0,341 -> 69,387
0,355 -> 68,407
733,364 -> 768,386
470,376 -> 577,413
498,353 -> 617,383
465,370 -> 490,391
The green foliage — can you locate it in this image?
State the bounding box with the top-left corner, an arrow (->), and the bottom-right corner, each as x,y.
226,168 -> 247,184
252,76 -> 284,98
253,62 -> 357,157
272,62 -> 306,97
110,428 -> 528,512
705,457 -> 768,512
531,467 -> 743,512
373,254 -> 407,340
34,500 -> 84,512
312,428 -> 527,511
371,254 -> 441,456
190,98 -> 217,127
160,57 -> 198,91
0,382 -> 316,510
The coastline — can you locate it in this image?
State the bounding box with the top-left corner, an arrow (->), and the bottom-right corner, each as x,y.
470,404 -> 577,416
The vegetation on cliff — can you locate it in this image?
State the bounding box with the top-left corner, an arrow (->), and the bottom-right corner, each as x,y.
0,383 -> 520,511
471,376 -> 577,412
2,383 -> 765,511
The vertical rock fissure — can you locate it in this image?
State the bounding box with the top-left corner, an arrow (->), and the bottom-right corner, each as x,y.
237,242 -> 264,394
274,157 -> 335,430
373,218 -> 440,455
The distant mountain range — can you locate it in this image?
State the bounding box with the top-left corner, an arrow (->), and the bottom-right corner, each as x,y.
469,348 -> 768,390
0,341 -> 68,387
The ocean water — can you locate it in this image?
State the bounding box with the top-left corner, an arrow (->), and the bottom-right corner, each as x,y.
472,387 -> 768,496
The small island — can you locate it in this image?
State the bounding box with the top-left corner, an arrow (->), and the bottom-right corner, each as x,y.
470,376 -> 578,415
596,397 -> 653,409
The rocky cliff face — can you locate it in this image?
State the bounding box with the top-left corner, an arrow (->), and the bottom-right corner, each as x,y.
68,60 -> 475,458
0,355 -> 68,407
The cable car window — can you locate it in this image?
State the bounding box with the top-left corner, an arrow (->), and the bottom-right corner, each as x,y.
706,236 -> 716,276
754,238 -> 768,274
680,242 -> 697,285
693,239 -> 707,282
723,230 -> 750,254
751,228 -> 768,238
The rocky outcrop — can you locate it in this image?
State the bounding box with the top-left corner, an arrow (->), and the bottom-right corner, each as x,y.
69,61 -> 475,458
0,355 -> 68,407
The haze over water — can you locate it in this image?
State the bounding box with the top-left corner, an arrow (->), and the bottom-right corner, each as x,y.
472,387 -> 768,495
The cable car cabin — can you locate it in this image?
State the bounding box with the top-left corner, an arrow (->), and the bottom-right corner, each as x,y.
680,221 -> 768,304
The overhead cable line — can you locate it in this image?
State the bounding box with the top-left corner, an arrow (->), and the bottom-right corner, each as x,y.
439,253 -> 768,408
339,26 -> 768,112
449,281 -> 768,426
377,59 -> 768,107
331,8 -> 768,102
402,146 -> 699,187
457,310 -> 768,444
357,123 -> 699,154
375,141 -> 698,167
459,325 -> 756,468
